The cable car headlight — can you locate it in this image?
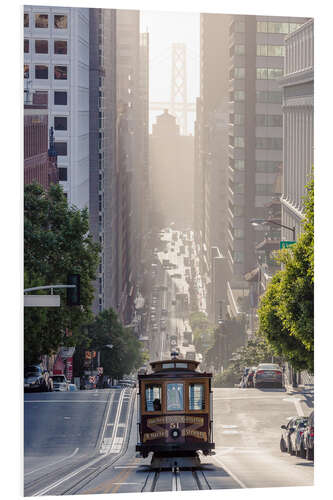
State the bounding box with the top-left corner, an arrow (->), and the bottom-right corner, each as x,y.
170,428 -> 181,439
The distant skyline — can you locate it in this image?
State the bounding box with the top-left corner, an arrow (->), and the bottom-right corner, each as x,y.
141,10 -> 200,134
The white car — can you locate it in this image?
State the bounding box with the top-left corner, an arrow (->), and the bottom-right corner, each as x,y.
52,375 -> 69,392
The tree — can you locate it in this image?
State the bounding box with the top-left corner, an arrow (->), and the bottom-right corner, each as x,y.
257,175 -> 314,373
84,308 -> 145,379
24,183 -> 100,364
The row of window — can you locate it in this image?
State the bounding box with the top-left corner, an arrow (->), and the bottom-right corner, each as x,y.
257,22 -> 303,34
232,90 -> 283,103
256,68 -> 283,79
24,13 -> 67,29
24,64 -> 68,80
230,67 -> 283,80
230,114 -> 282,127
230,21 -> 303,34
230,136 -> 283,150
257,45 -> 285,57
24,39 -> 67,55
145,383 -> 205,412
229,159 -> 281,173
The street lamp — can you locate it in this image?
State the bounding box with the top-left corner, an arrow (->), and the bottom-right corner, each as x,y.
249,218 -> 296,241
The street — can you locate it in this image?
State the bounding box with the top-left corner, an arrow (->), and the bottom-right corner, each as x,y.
24,385 -> 313,495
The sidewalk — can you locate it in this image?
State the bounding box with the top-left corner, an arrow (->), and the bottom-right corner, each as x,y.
284,370 -> 314,395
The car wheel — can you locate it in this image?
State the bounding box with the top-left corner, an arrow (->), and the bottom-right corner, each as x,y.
289,440 -> 294,455
280,438 -> 287,452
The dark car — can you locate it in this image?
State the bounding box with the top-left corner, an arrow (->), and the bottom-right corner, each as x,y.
280,416 -> 307,454
302,410 -> 314,460
253,363 -> 283,388
245,367 -> 257,388
24,365 -> 53,392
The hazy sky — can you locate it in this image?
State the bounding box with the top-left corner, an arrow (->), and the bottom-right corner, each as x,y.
140,10 -> 200,134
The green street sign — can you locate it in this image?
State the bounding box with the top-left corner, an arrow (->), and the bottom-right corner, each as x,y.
280,241 -> 296,249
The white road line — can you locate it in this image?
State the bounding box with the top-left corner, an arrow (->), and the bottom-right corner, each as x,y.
213,456 -> 247,489
24,448 -> 79,476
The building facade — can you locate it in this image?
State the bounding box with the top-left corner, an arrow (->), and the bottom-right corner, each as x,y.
24,104 -> 58,189
150,110 -> 194,230
24,6 -> 90,208
278,19 -> 314,240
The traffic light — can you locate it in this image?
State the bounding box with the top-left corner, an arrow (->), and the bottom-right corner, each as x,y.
67,274 -> 80,306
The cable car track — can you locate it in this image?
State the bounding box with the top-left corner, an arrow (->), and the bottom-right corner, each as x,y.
141,466 -> 212,492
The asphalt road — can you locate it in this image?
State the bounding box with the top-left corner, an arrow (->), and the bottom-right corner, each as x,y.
24,385 -> 313,495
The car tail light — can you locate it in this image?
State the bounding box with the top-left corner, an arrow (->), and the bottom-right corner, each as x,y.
299,431 -> 304,436
310,426 -> 314,437
275,371 -> 282,375
256,370 -> 264,374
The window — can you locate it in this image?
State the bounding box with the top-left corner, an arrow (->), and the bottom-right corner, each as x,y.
234,159 -> 245,170
257,45 -> 285,57
167,383 -> 184,411
189,384 -> 205,410
54,15 -> 68,29
234,205 -> 244,216
257,68 -> 283,79
54,65 -> 67,80
24,39 -> 29,53
234,252 -> 244,263
58,167 -> 67,181
35,14 -> 48,28
234,114 -> 244,125
235,67 -> 245,79
256,91 -> 282,104
35,65 -> 48,79
145,384 -> 162,412
24,64 -> 29,79
54,91 -> 67,105
234,183 -> 245,194
256,184 -> 275,194
54,116 -> 67,131
268,22 -> 289,34
234,229 -> 244,239
235,44 -> 245,55
256,137 -> 283,150
35,40 -> 48,54
235,136 -> 245,148
256,114 -> 283,127
24,13 -> 29,27
256,160 -> 280,172
55,142 -> 67,156
235,90 -> 245,101
54,40 -> 67,54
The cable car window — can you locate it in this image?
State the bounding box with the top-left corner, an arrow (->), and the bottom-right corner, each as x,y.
189,383 -> 205,410
145,384 -> 161,412
167,383 -> 184,411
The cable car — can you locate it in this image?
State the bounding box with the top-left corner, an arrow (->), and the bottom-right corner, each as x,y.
136,353 -> 214,467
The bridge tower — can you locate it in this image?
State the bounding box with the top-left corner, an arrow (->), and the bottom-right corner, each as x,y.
170,43 -> 188,135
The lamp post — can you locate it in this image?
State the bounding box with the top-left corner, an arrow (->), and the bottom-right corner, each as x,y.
249,218 -> 296,241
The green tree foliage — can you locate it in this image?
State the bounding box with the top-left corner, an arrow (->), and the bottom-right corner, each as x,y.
189,312 -> 215,357
24,183 -> 100,364
83,309 -> 145,379
258,175 -> 314,373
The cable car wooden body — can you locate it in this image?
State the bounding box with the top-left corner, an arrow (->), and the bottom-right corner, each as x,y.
136,357 -> 214,465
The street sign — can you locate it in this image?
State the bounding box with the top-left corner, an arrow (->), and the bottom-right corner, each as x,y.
24,295 -> 60,307
280,241 -> 296,249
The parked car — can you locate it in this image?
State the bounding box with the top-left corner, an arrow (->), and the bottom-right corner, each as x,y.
52,374 -> 69,392
289,417 -> 308,456
246,367 -> 257,388
302,410 -> 314,460
280,416 -> 307,454
24,365 -> 53,392
253,363 -> 283,388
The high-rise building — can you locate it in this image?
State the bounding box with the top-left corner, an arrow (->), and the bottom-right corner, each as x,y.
89,8 -> 118,314
279,19 -> 314,240
24,6 -> 90,208
226,15 -> 308,319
